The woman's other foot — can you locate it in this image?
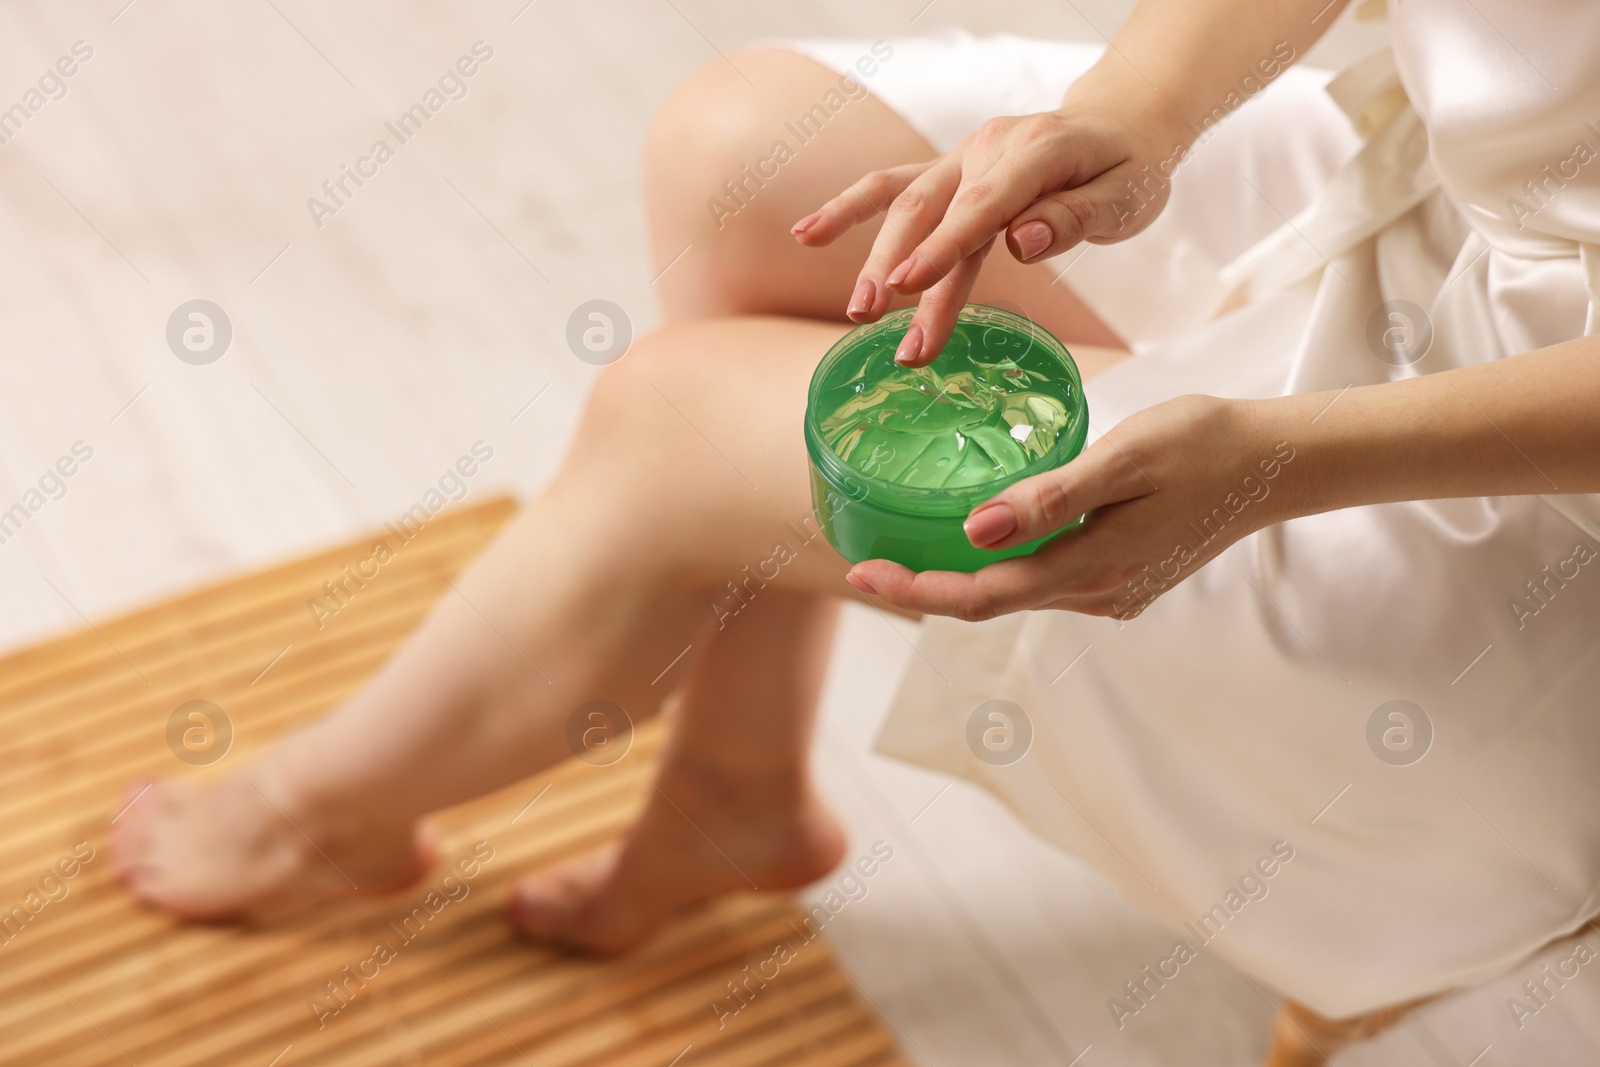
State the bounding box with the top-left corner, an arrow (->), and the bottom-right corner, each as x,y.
510,758 -> 846,953
110,767 -> 435,921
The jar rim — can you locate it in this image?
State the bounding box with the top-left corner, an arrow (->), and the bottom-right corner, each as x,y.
804,304 -> 1089,518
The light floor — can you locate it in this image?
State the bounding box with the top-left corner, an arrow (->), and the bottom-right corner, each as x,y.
2,1 -> 1596,1063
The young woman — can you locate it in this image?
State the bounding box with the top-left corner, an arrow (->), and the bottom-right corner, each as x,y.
114,1 -> 1600,1062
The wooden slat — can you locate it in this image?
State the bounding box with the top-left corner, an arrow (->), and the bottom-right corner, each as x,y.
0,497 -> 908,1067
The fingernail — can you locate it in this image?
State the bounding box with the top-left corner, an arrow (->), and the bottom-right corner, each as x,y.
894,324 -> 924,365
845,571 -> 877,595
848,278 -> 877,319
964,503 -> 1018,548
792,212 -> 821,235
1014,220 -> 1053,261
886,256 -> 914,289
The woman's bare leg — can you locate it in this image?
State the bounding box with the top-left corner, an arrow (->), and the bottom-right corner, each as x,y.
511,588 -> 847,951
503,48 -> 1129,948
110,317 -> 896,919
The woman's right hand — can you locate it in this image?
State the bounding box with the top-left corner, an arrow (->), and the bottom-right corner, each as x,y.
791,89 -> 1188,365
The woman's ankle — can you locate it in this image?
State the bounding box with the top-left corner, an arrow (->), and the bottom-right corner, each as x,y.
250,748 -> 414,849
656,745 -> 811,805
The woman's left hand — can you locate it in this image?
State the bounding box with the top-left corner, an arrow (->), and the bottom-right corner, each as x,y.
844,394 -> 1301,620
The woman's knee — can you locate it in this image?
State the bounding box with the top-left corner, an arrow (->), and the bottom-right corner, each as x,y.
551,324 -> 771,576
566,317 -> 834,497
566,321 -> 755,495
579,317 -> 808,436
643,49 -> 930,318
560,317 -> 854,593
574,326 -> 697,457
644,50 -> 810,248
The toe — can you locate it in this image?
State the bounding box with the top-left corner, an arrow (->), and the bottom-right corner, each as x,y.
411,820 -> 443,877
507,878 -> 563,939
508,873 -> 609,950
108,787 -> 153,881
508,846 -> 651,956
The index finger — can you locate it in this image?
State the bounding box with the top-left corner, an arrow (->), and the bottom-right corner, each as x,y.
792,161 -> 932,247
847,157 -> 965,322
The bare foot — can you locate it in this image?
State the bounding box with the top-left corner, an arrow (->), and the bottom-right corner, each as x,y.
110,766 -> 435,921
510,759 -> 847,953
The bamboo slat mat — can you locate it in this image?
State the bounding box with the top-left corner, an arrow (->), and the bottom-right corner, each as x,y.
0,497 -> 907,1067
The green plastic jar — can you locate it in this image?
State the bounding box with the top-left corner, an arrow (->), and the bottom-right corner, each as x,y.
805,304 -> 1089,573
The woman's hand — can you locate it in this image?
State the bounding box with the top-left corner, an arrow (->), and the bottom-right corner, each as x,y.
844,395 -> 1299,621
791,91 -> 1186,365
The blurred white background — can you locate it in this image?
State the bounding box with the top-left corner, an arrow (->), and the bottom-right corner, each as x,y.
3,2 -> 1596,1064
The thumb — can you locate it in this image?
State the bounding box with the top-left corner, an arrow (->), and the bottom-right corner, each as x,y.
1005,170 -> 1165,263
963,446 -> 1141,550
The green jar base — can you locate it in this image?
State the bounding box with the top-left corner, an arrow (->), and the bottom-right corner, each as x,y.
810,466 -> 1060,573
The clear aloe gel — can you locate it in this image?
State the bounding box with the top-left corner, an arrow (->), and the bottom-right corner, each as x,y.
805,304 -> 1089,573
